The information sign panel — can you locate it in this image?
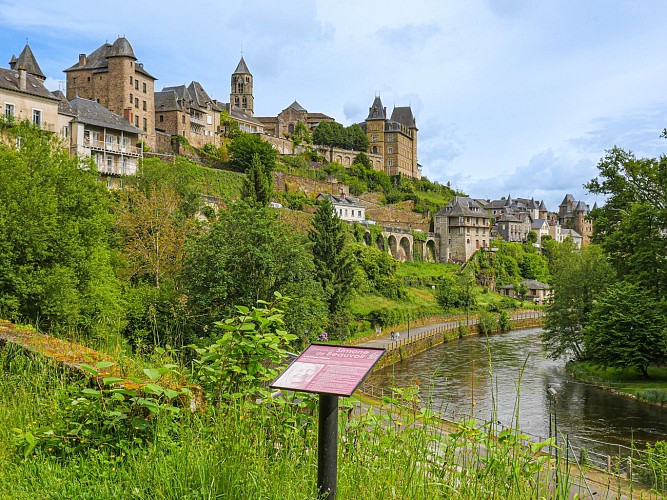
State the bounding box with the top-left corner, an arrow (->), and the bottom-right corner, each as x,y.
271,344 -> 384,397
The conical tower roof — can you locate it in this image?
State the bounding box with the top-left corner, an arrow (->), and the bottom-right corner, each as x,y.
233,57 -> 251,74
9,44 -> 45,80
366,95 -> 386,120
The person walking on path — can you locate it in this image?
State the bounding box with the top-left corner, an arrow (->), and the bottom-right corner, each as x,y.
395,331 -> 400,341
391,331 -> 395,341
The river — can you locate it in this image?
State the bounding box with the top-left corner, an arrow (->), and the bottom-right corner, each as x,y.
368,327 -> 667,456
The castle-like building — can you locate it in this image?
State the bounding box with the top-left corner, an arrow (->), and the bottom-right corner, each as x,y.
361,96 -> 420,179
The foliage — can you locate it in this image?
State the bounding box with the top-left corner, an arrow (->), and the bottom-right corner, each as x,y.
309,198 -> 357,337
183,203 -> 327,343
312,121 -> 368,151
219,110 -> 241,140
0,121 -> 123,335
12,359 -> 186,458
477,311 -> 499,334
240,153 -> 272,206
351,243 -> 407,300
227,132 -> 277,176
435,271 -> 477,312
542,244 -> 615,360
636,440 -> 667,491
499,310 -> 511,332
290,121 -> 312,145
583,281 -> 667,378
188,296 -> 297,402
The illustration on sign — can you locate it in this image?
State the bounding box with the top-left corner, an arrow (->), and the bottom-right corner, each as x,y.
271,344 -> 384,397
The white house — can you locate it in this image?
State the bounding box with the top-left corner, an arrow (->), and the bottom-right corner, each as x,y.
316,193 -> 365,222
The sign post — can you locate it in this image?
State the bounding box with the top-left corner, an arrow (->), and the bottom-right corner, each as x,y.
271,344 -> 385,499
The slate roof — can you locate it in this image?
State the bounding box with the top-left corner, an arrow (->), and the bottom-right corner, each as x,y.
317,193 -> 363,208
233,57 -> 250,74
435,196 -> 490,218
366,96 -> 386,120
155,89 -> 181,112
390,106 -> 416,128
285,100 -> 307,113
531,219 -> 548,230
499,279 -> 550,291
68,97 -> 143,135
64,37 -> 155,79
559,194 -> 575,207
539,200 -> 548,211
52,90 -> 76,116
0,67 -> 57,100
8,44 -> 45,80
228,105 -> 263,125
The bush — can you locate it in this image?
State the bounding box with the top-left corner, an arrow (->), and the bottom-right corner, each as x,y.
477,311 -> 499,335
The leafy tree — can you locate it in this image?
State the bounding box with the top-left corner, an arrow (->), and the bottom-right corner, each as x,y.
183,203 -> 327,342
354,152 -> 372,169
520,252 -> 550,282
227,132 -> 277,177
541,244 -> 615,360
309,198 -> 356,336
347,123 -> 369,151
586,146 -> 667,295
436,274 -> 463,310
219,110 -> 241,140
0,121 -> 122,335
240,153 -> 271,206
583,281 -> 667,378
516,282 -> 529,305
351,243 -> 406,300
526,231 -> 538,244
312,121 -> 332,146
292,121 -> 312,145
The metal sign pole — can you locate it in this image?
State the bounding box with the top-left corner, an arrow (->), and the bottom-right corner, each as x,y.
318,394 -> 338,499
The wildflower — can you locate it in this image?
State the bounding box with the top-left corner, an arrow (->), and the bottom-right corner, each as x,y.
396,422 -> 403,427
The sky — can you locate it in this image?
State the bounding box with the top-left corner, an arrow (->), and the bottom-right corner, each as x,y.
2,0 -> 666,210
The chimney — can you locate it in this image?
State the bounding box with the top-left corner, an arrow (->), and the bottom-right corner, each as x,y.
78,53 -> 86,66
18,66 -> 27,91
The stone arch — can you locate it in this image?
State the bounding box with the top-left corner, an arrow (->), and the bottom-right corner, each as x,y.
375,234 -> 385,252
425,239 -> 436,262
344,156 -> 351,167
288,123 -> 295,134
399,236 -> 412,262
335,154 -> 343,164
388,235 -> 398,259
363,231 -> 372,246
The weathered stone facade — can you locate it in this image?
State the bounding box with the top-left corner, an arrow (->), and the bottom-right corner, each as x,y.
434,197 -> 491,263
230,57 -> 254,116
64,37 -> 156,149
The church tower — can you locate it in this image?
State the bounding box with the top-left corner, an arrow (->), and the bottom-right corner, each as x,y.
230,57 -> 254,116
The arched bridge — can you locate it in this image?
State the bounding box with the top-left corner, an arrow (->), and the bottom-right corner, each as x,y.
363,226 -> 439,262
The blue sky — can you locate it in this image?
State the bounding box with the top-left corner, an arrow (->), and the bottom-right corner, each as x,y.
2,0 -> 666,210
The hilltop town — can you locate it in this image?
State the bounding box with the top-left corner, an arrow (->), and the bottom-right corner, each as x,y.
2,37 -> 594,265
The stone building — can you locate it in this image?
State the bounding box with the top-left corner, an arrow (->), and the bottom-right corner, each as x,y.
434,196 -> 491,263
361,95 -> 420,179
230,57 -> 254,117
316,193 -> 366,222
155,81 -> 222,148
64,37 -> 157,149
558,194 -> 594,245
495,212 -> 533,243
256,100 -> 334,138
2,44 -> 60,134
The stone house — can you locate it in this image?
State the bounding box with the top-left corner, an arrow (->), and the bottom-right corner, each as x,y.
558,194 -> 594,245
316,193 -> 365,222
257,100 -> 334,138
499,279 -> 553,304
2,44 -> 60,134
495,212 -> 532,243
361,95 -> 420,179
64,37 -> 157,149
560,228 -> 583,249
66,97 -> 144,187
531,218 -> 550,243
155,81 -> 222,148
434,196 -> 491,263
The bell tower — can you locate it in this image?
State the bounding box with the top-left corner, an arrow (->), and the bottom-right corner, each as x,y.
230,57 -> 254,116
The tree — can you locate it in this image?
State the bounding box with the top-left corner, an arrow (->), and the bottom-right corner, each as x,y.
353,152 -> 372,169
292,121 -> 311,145
183,203 -> 327,342
240,153 -> 271,206
586,146 -> 667,295
583,281 -> 667,378
0,121 -> 122,335
309,198 -> 356,337
435,274 -> 463,310
347,123 -> 369,151
516,282 -> 529,305
227,132 -> 277,177
526,231 -> 538,244
541,244 -> 615,360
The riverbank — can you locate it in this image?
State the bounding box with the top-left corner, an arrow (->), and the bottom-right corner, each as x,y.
567,361 -> 667,407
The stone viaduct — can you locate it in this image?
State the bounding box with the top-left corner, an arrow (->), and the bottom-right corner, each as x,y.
363,226 -> 439,263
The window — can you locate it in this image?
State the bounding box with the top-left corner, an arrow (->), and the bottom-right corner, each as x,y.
182,115 -> 185,124
134,80 -> 139,90
234,97 -> 239,105
159,115 -> 164,123
142,100 -> 146,111
130,76 -> 133,84
388,159 -> 393,167
371,135 -> 377,142
87,77 -> 90,82
134,97 -> 139,108
130,93 -> 133,103
4,103 -> 14,118
106,157 -> 113,171
143,118 -> 147,132
357,210 -> 362,217
134,116 -> 139,127
242,96 -> 247,107
388,147 -> 393,154
32,109 -> 41,126
73,77 -> 77,84
207,115 -> 212,125
142,82 -> 146,93
106,134 -> 114,148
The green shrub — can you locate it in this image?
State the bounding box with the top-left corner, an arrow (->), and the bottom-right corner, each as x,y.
477,311 -> 499,335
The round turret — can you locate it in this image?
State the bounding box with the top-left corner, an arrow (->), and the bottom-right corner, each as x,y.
108,37 -> 136,59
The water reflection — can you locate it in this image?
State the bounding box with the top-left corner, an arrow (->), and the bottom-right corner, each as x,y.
369,328 -> 667,452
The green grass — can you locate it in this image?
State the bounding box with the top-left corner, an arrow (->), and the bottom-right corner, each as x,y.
396,260 -> 460,280
189,165 -> 245,200
567,361 -> 667,405
0,345 -> 594,499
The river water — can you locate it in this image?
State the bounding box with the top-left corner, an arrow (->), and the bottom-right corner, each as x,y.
368,328 -> 667,454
